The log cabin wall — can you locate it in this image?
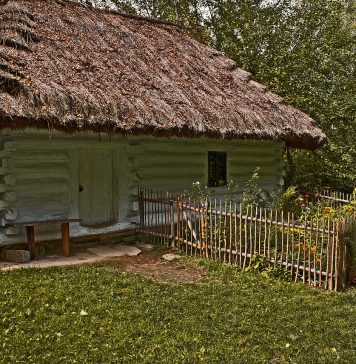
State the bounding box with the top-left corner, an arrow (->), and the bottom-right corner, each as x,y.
126,136 -> 285,221
0,132 -> 284,247
0,130 -> 127,246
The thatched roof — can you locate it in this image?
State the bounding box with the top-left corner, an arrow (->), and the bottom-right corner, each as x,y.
0,0 -> 326,149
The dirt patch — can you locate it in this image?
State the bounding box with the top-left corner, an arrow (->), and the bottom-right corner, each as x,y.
1,243 -> 207,284
108,249 -> 207,284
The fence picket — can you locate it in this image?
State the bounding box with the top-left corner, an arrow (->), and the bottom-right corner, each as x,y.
229,202 -> 233,264
188,196 -> 193,256
186,198 -> 190,253
274,210 -> 278,265
295,222 -> 302,283
148,189 -> 152,240
267,210 -> 272,261
176,195 -> 181,250
325,218 -> 331,290
197,200 -> 202,258
154,189 -> 158,244
280,210 -> 284,268
239,203 -> 243,267
234,203 -> 238,264
319,217 -> 324,287
243,206 -> 248,269
302,215 -> 307,284
218,200 -> 222,261
335,220 -> 340,291
290,213 -> 295,279
263,209 -> 267,257
248,206 -> 253,267
195,198 -> 199,257
205,198 -> 209,259
254,206 -> 258,256
330,220 -> 336,291
308,215 -> 312,286
286,212 -> 290,272
258,208 -> 262,255
223,200 -> 227,263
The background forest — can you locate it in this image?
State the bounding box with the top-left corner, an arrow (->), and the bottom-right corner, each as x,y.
80,0 -> 355,192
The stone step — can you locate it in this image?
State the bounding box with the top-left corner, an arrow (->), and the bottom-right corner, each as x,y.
87,246 -> 125,257
112,245 -> 141,256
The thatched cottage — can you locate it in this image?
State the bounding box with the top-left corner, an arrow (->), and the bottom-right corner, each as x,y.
0,0 -> 326,247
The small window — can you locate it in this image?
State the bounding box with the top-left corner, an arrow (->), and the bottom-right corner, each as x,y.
208,151 -> 227,187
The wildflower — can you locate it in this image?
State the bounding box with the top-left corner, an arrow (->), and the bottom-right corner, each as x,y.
304,193 -> 310,199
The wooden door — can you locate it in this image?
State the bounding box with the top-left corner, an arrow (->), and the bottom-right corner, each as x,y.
79,149 -> 113,226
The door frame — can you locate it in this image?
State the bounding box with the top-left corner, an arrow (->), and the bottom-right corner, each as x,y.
78,148 -> 114,226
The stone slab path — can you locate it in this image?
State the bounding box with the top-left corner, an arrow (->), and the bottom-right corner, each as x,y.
112,245 -> 141,256
0,243 -> 142,270
0,252 -> 102,270
87,246 -> 126,257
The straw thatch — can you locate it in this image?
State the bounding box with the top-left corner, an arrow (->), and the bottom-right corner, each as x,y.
0,0 -> 326,149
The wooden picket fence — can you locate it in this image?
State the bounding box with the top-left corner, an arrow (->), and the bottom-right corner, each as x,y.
138,188 -> 354,291
315,189 -> 355,211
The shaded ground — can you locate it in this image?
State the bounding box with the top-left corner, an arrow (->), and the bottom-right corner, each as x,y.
0,243 -> 207,284
111,250 -> 207,284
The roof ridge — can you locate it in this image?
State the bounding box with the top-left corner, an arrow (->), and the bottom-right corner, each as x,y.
12,0 -> 182,29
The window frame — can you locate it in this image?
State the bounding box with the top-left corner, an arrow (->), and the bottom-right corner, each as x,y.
207,151 -> 228,188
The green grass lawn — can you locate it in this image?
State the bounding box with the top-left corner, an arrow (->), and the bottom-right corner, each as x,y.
1,260 -> 355,364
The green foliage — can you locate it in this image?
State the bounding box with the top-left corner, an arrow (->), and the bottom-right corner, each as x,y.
245,255 -> 291,282
240,167 -> 263,207
271,186 -> 299,213
1,263 -> 356,363
185,181 -> 209,204
224,179 -> 239,203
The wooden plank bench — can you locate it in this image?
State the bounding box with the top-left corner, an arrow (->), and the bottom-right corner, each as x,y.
13,219 -> 80,260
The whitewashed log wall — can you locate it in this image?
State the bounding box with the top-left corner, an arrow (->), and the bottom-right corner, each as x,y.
126,137 -> 284,221
0,131 -> 284,247
0,131 -> 126,246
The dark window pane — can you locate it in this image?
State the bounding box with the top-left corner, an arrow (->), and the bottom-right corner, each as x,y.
208,151 -> 227,187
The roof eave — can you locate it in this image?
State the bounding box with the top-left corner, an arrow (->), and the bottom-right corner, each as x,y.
0,115 -> 327,150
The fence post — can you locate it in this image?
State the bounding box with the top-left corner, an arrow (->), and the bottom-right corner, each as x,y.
138,188 -> 144,242
170,198 -> 175,248
329,220 -> 337,291
336,218 -> 348,291
335,220 -> 341,291
348,219 -> 356,285
176,195 -> 181,249
200,202 -> 205,257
